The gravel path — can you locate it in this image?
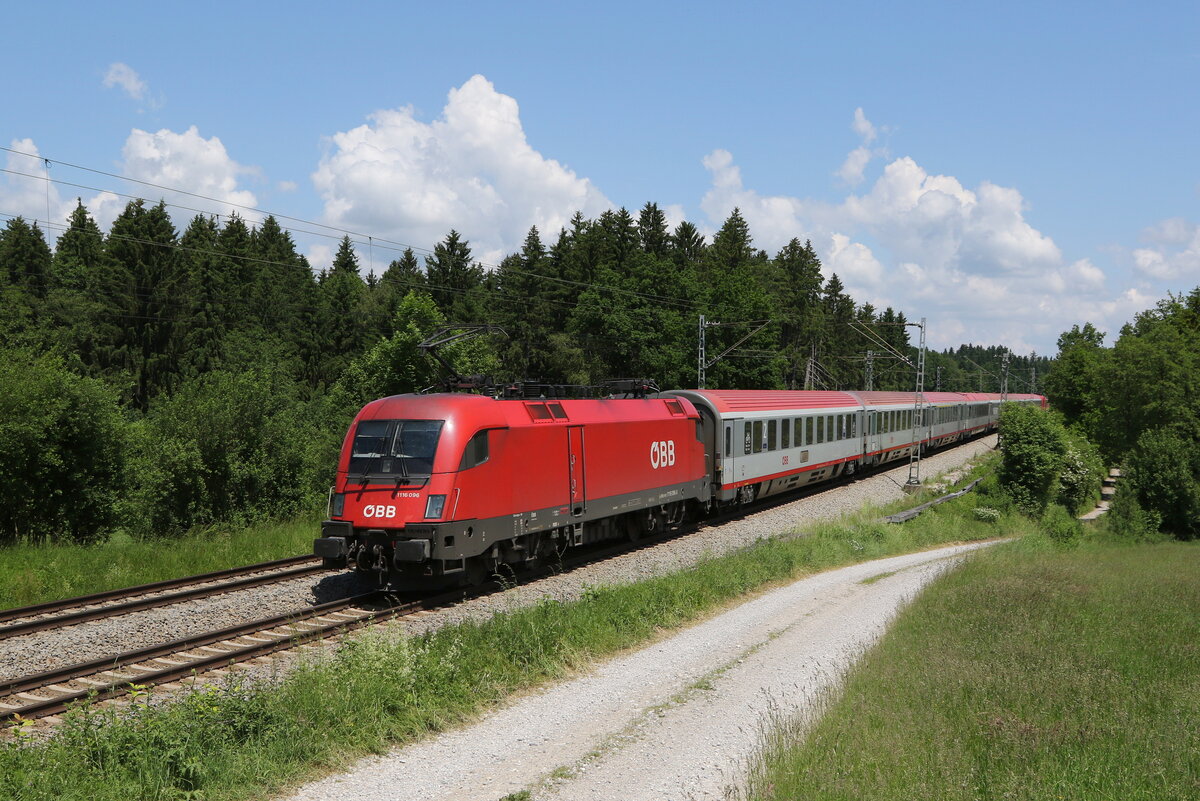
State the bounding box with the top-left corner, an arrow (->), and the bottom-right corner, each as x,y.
283,541 -> 996,801
0,435 -> 995,698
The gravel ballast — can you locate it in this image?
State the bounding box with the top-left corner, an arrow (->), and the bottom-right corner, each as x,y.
283,541 -> 996,801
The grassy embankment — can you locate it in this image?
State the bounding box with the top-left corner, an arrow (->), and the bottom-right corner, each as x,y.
0,457 -> 1027,801
0,514 -> 320,610
743,538 -> 1200,801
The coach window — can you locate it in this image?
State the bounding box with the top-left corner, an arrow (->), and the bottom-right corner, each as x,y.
725,426 -> 732,458
805,416 -> 813,445
815,416 -> 823,444
752,420 -> 763,454
767,419 -> 778,451
781,419 -> 790,448
850,414 -> 857,438
744,422 -> 752,455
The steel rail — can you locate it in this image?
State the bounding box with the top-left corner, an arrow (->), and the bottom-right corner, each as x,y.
0,555 -> 320,623
0,592 -> 402,723
0,561 -> 326,641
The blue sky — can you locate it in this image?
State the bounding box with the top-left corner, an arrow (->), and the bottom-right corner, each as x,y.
2,1 -> 1197,354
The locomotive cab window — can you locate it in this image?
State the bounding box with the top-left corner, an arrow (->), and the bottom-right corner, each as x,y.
458,429 -> 491,470
349,419 -> 444,479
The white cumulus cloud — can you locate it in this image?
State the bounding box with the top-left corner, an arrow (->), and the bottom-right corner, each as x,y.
1131,217 -> 1200,279
852,107 -> 877,143
103,63 -> 148,101
837,107 -> 885,186
313,74 -> 612,265
120,126 -> 259,223
694,135 -> 1151,354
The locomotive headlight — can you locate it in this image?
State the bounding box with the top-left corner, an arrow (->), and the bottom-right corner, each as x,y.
331,492 -> 345,517
424,494 -> 446,519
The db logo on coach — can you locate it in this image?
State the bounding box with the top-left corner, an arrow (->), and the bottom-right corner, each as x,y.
650,440 -> 676,469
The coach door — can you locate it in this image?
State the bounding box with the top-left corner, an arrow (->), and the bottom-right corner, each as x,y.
567,425 -> 586,516
865,410 -> 880,463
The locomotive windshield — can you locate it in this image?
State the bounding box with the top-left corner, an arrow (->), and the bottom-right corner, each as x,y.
348,419 -> 444,479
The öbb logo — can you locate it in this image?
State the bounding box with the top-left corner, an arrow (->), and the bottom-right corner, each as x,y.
362,505 -> 397,519
650,440 -> 676,469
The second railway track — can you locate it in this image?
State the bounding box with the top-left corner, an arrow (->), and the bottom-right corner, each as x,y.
0,555 -> 326,640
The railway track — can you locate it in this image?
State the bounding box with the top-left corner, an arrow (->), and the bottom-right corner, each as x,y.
0,434 -> 996,728
0,537 -> 656,726
0,555 -> 326,641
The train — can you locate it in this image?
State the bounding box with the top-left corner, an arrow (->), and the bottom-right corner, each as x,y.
313,388 -> 1046,587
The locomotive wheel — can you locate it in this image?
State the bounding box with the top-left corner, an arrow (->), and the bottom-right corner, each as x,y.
625,513 -> 644,542
465,546 -> 501,586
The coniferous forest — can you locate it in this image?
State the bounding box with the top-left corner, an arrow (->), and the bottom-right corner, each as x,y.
1,199 -> 1053,545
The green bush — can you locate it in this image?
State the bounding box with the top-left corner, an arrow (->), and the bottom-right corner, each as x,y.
1057,427 -> 1105,514
972,507 -> 1000,523
123,367 -> 332,537
998,403 -> 1067,514
1123,427 -> 1200,539
0,352 -> 127,543
1041,503 -> 1082,543
1102,484 -> 1166,542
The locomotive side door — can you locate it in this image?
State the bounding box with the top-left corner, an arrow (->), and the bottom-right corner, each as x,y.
567,425 -> 586,516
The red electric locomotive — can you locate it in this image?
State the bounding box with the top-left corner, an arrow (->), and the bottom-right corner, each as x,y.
313,392 -> 710,587
316,385 -> 1046,588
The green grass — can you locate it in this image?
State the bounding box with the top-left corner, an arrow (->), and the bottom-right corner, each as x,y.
743,540 -> 1200,801
0,457 -> 1025,801
0,513 -> 321,611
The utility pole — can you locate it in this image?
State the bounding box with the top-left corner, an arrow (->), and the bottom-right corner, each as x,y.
865,350 -> 874,391
1031,367 -> 1037,393
697,315 -> 770,390
1000,350 -> 1010,402
905,317 -> 926,487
